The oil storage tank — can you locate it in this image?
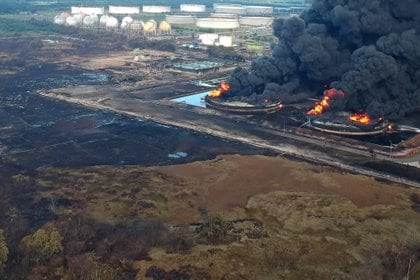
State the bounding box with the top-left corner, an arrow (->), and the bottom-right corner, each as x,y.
199,33 -> 219,45
109,6 -> 140,14
83,14 -> 99,26
105,16 -> 119,29
239,16 -> 273,26
245,6 -> 273,15
53,12 -> 69,25
144,20 -> 157,35
142,5 -> 171,13
218,35 -> 232,47
180,4 -> 206,13
166,15 -> 196,25
121,16 -> 134,29
214,4 -> 247,15
196,18 -> 239,29
71,6 -> 104,15
159,21 -> 171,34
130,20 -> 144,33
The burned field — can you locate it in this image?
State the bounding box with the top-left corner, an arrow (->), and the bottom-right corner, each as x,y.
0,9 -> 419,278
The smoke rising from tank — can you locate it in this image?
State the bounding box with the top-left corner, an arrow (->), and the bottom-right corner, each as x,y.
229,0 -> 420,119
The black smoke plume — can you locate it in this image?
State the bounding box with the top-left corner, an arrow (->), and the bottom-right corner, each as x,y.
229,0 -> 420,119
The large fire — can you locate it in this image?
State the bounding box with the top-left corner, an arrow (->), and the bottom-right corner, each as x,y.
208,81 -> 230,98
348,112 -> 371,125
307,88 -> 345,115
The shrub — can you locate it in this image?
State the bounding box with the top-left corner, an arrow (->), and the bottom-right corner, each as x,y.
0,229 -> 8,271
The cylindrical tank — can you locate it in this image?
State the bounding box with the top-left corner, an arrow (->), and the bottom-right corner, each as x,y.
130,20 -> 144,33
245,6 -> 273,15
66,16 -> 80,26
53,13 -> 69,25
214,4 -> 247,15
180,4 -> 206,12
218,35 -> 233,47
71,6 -> 104,15
142,5 -> 171,13
144,19 -> 157,35
83,14 -> 99,26
199,33 -> 219,46
105,16 -> 119,29
195,18 -> 239,29
121,16 -> 134,29
210,13 -> 238,18
166,15 -> 196,25
108,6 -> 140,14
239,16 -> 273,26
159,21 -> 171,34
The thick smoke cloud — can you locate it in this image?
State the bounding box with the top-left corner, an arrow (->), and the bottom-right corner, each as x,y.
229,0 -> 420,119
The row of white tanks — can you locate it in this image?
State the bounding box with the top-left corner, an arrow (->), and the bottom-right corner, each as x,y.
67,4 -> 272,15
166,14 -> 273,29
53,13 -> 171,34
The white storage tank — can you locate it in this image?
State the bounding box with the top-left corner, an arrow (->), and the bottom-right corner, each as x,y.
66,16 -> 82,26
199,33 -> 219,46
109,6 -> 140,14
121,16 -> 134,29
166,15 -> 196,25
159,21 -> 171,34
99,15 -> 109,26
144,20 -> 157,35
218,35 -> 232,47
196,18 -> 239,29
130,20 -> 144,33
210,13 -> 238,18
180,4 -> 206,13
142,5 -> 171,13
214,4 -> 247,15
83,14 -> 99,26
245,6 -> 273,15
105,16 -> 119,29
71,6 -> 104,15
239,16 -> 273,26
53,12 -> 69,25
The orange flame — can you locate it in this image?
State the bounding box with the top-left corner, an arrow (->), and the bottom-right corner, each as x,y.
307,88 -> 345,115
349,113 -> 371,125
208,81 -> 230,98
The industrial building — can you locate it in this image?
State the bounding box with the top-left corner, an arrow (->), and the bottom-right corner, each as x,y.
109,6 -> 140,14
239,16 -> 273,26
71,6 -> 104,15
142,5 -> 171,13
180,4 -> 206,13
195,18 -> 239,29
166,15 -> 196,25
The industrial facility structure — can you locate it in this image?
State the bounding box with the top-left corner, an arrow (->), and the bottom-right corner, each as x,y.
166,15 -> 196,25
195,18 -> 240,29
71,6 -> 104,15
109,6 -> 140,14
180,4 -> 206,13
142,5 -> 171,13
239,16 -> 273,26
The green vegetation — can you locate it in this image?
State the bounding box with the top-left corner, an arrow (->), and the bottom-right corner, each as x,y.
0,230 -> 8,271
0,16 -> 67,35
20,225 -> 63,264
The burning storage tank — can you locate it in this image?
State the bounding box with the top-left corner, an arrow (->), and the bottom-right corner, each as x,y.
180,4 -> 206,13
108,6 -> 140,14
53,12 -> 69,25
159,21 -> 171,34
142,5 -> 171,13
71,6 -> 104,15
166,15 -> 196,25
214,4 -> 247,15
196,18 -> 239,29
83,14 -> 99,26
245,6 -> 273,15
205,82 -> 283,114
239,16 -> 273,27
144,20 -> 157,35
121,16 -> 134,29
